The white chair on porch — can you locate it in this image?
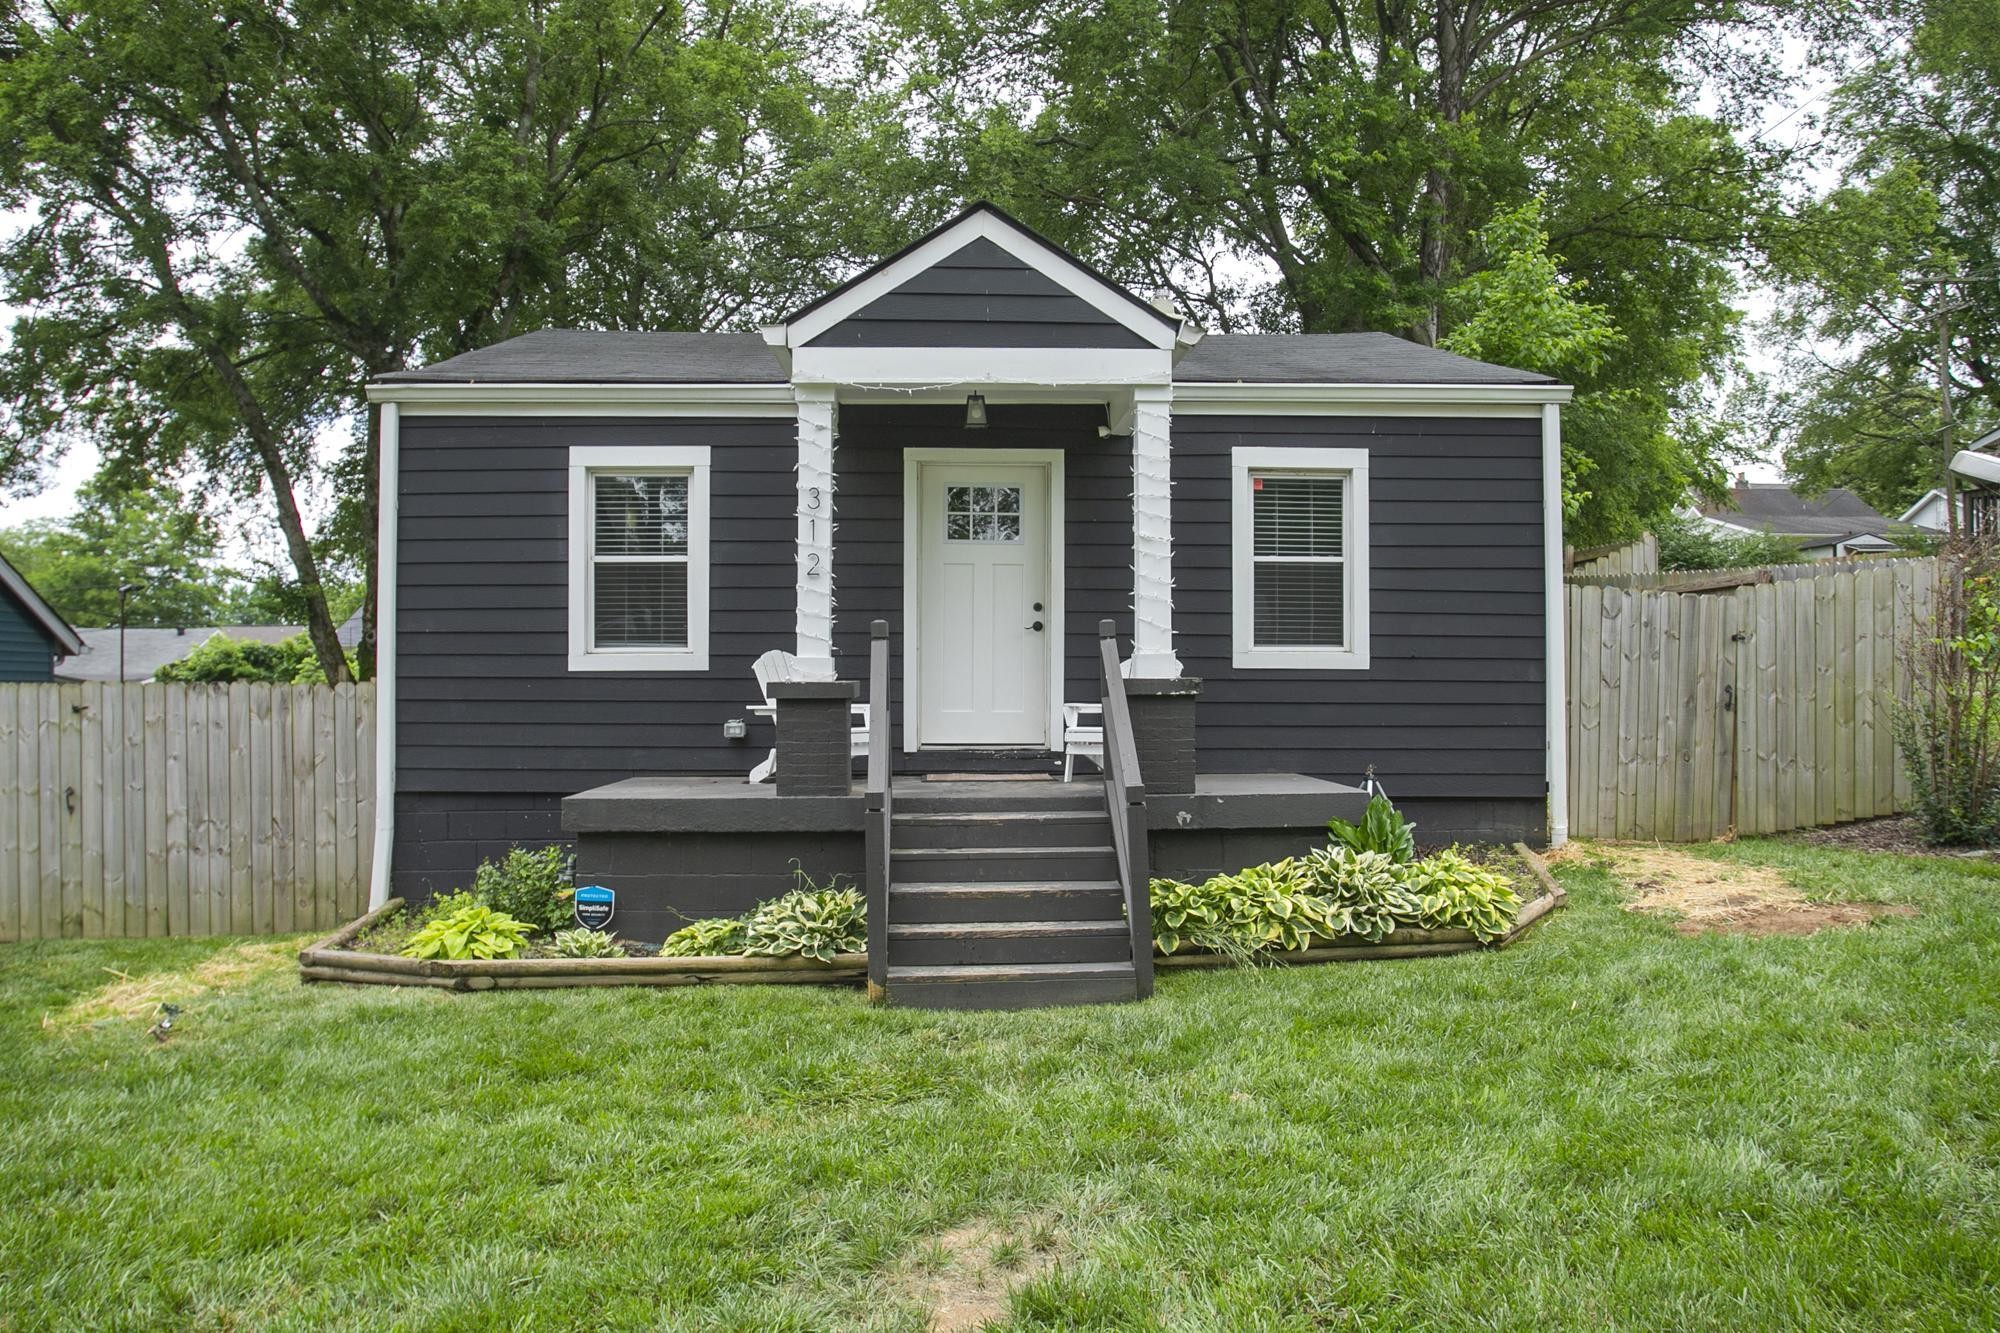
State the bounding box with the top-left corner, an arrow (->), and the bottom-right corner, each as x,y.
747,649 -> 870,784
1061,702 -> 1104,782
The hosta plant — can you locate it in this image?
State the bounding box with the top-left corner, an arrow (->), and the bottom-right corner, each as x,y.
1149,860 -> 1343,961
550,928 -> 626,959
659,916 -> 749,957
1302,846 -> 1425,942
1327,793 -> 1418,864
400,904 -> 533,960
741,886 -> 867,962
1403,849 -> 1523,943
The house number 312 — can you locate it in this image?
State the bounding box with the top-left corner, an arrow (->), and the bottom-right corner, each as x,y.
804,486 -> 824,576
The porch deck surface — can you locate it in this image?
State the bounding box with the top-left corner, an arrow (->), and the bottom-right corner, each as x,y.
561,773 -> 1367,834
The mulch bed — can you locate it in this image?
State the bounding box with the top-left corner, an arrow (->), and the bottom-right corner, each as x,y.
1790,815 -> 1998,859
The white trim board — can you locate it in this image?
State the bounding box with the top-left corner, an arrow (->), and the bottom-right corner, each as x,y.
790,346 -> 1172,387
1175,382 -> 1573,414
1541,403 -> 1568,848
566,445 -> 712,673
368,401 -> 400,910
365,382 -> 796,415
1230,446 -> 1371,671
901,447 -> 1067,752
781,208 -> 1179,351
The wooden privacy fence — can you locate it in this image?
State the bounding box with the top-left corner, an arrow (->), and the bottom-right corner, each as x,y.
1568,559 -> 1938,841
0,683 -> 374,942
1567,532 -> 1660,579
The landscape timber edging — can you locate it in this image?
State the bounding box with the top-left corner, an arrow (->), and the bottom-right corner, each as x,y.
297,898 -> 867,991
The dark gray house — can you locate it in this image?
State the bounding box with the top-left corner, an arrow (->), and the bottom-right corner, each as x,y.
366,203 -> 1571,1007
0,553 -> 83,681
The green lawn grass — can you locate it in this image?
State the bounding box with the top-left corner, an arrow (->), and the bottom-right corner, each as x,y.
2,840 -> 1996,1330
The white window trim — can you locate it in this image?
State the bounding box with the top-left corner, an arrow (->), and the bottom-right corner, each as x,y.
1231,445 -> 1370,671
568,445 -> 711,672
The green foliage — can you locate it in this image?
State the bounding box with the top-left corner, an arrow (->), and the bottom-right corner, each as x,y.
1652,510 -> 1807,573
550,929 -> 627,960
1153,844 -> 1525,960
1893,553 -> 2000,845
471,846 -> 576,936
1401,849 -> 1524,944
741,887 -> 867,963
1325,793 -> 1418,864
0,482 -> 241,628
1299,847 -> 1426,943
400,904 -> 533,961
659,916 -> 751,958
416,890 -> 481,925
153,632 -> 354,684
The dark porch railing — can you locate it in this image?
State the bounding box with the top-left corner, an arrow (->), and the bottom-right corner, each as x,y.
1097,619 -> 1155,998
863,620 -> 892,996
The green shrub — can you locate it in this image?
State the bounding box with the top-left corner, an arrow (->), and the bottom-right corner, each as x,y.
550,928 -> 627,959
472,845 -> 575,934
1403,849 -> 1523,943
1301,846 -> 1425,942
1893,554 -> 2000,845
659,916 -> 750,957
415,889 -> 480,925
1149,860 -> 1342,961
1326,793 -> 1417,864
1653,510 -> 1805,572
741,886 -> 866,962
401,904 -> 533,960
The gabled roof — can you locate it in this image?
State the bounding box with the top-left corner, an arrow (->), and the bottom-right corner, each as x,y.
1699,483 -> 1893,543
776,201 -> 1184,346
1175,333 -> 1555,385
53,625 -> 302,683
0,552 -> 83,657
1897,488 -> 1947,525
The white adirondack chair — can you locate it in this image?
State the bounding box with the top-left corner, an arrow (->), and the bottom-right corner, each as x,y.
747,649 -> 870,784
1062,702 -> 1104,782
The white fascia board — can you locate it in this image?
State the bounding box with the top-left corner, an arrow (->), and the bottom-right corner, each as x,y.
1174,382 -> 1574,415
1951,448 -> 2000,487
364,382 -> 797,416
783,210 -> 1179,351
790,346 -> 1172,386
1541,403 -> 1568,849
1896,489 -> 1945,524
368,401 -> 399,910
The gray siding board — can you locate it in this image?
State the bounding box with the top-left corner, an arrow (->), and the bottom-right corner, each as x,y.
1174,414 -> 1547,809
806,238 -> 1153,350
0,596 -> 59,681
394,415 -> 793,797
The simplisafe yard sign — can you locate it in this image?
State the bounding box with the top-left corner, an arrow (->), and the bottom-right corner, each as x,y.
573,885 -> 615,931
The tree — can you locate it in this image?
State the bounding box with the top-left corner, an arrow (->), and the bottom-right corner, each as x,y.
0,0 -> 897,680
1767,0 -> 2000,517
871,0 -> 1790,541
0,481 -> 244,627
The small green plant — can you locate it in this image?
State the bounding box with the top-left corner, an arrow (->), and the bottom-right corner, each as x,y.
659,916 -> 750,957
1894,551 -> 2000,846
401,904 -> 534,960
415,889 -> 480,925
550,928 -> 627,959
1301,846 -> 1424,942
472,845 -> 576,934
1327,793 -> 1417,864
1403,848 -> 1523,943
741,885 -> 866,961
1149,860 -> 1342,961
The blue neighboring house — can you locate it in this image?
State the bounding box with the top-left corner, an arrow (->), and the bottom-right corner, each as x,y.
0,552 -> 84,681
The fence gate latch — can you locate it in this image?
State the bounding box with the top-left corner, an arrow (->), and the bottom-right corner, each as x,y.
1721,684 -> 1735,713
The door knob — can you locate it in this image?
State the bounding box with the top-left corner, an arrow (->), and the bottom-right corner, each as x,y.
1026,621 -> 1044,632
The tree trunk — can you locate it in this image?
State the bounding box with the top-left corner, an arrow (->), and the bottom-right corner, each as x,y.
1418,2 -> 1469,345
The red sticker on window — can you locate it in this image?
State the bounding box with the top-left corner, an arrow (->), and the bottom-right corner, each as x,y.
1252,476 -> 1263,490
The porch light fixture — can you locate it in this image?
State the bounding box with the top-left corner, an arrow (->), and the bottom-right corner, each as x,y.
964,393 -> 988,429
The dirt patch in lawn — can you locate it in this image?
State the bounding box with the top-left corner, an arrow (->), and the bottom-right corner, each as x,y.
1790,813 -> 2000,859
891,1214 -> 1063,1332
53,939 -> 297,1028
1596,845 -> 1916,937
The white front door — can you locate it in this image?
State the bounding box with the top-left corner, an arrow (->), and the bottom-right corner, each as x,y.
915,460 -> 1053,747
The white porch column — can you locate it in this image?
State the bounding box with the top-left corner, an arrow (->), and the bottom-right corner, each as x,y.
1127,383 -> 1181,677
793,385 -> 838,680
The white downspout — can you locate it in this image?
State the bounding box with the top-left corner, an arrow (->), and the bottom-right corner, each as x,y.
1542,402 -> 1568,847
368,400 -> 400,908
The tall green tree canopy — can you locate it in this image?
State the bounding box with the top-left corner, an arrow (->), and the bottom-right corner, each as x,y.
0,0 -> 895,678
0,481 -> 242,627
1767,0 -> 2000,518
872,0 -> 1792,542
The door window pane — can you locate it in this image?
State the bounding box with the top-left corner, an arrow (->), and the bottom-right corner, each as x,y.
946,483 -> 1024,542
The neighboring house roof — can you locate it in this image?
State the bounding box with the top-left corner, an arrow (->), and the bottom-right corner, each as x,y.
375,328 -> 1552,388
1898,488 -> 1948,527
0,552 -> 84,657
336,606 -> 364,649
1699,483 -> 1895,547
54,625 -> 303,683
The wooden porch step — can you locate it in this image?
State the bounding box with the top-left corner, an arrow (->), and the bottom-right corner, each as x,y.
895,784 -> 1103,815
890,844 -> 1118,883
882,961 -> 1139,1010
891,808 -> 1111,849
887,919 -> 1131,967
889,880 -> 1126,924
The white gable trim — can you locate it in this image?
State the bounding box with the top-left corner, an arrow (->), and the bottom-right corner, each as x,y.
789,346 -> 1172,387
781,209 -> 1179,351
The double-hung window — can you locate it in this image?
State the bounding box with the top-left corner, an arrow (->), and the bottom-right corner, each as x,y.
1231,446 -> 1369,669
568,445 -> 710,671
